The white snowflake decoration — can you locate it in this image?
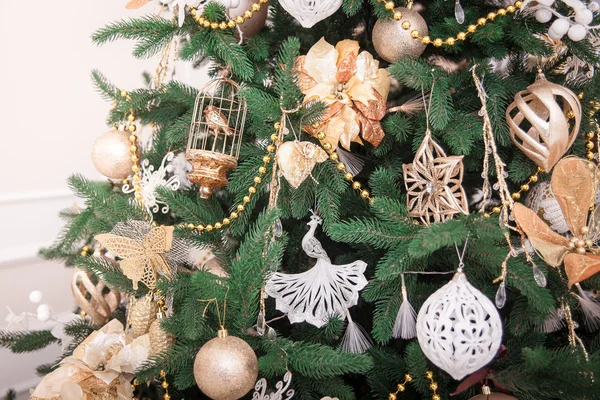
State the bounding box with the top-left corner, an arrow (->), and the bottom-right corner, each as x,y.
123,152 -> 180,216
279,0 -> 343,28
252,371 -> 295,400
416,272 -> 503,380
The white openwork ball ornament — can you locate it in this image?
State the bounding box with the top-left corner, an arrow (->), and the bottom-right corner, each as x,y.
279,0 -> 343,28
416,272 -> 503,380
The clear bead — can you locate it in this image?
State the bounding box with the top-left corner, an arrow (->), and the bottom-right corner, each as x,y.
493,183 -> 500,190
267,326 -> 277,340
256,311 -> 265,336
532,262 -> 547,287
503,171 -> 509,178
495,282 -> 507,309
274,218 -> 283,237
425,181 -> 435,194
455,0 -> 465,23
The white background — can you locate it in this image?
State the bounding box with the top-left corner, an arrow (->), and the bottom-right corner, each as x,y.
0,2 -> 206,397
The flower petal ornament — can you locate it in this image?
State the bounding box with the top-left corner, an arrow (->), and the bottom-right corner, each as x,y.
296,38 -> 391,150
403,129 -> 469,224
514,157 -> 600,287
279,0 -> 343,28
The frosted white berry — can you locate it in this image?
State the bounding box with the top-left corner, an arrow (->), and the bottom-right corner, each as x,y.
575,8 -> 594,25
568,24 -> 588,41
548,18 -> 570,39
29,290 -> 43,304
36,304 -> 51,322
535,9 -> 553,23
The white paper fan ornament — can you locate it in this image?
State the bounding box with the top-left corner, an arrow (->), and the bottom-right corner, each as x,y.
416,271 -> 503,380
265,212 -> 371,353
279,0 -> 343,28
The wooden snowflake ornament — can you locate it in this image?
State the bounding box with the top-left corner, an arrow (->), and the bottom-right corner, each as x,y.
403,130 -> 469,224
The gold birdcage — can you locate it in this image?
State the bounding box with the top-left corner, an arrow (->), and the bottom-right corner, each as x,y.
186,78 -> 247,198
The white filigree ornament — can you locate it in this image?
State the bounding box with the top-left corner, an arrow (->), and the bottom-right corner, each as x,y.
279,0 -> 343,28
252,371 -> 295,400
123,152 -> 180,216
265,213 -> 372,353
416,271 -> 503,380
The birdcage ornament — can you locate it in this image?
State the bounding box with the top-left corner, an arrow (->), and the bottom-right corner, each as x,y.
186,77 -> 247,198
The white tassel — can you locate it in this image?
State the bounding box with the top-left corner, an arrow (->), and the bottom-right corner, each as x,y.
336,147 -> 365,176
536,308 -> 565,333
340,310 -> 373,354
575,283 -> 600,331
392,275 -> 417,339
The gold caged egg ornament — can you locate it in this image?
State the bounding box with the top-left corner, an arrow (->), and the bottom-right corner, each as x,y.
91,127 -> 137,180
372,7 -> 428,62
193,328 -> 258,400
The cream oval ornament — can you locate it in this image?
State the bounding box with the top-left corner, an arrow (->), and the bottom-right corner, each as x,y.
416,272 -> 503,380
279,0 -> 343,28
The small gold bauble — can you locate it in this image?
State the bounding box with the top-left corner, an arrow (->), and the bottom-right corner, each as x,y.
457,32 -> 466,40
193,330 -> 258,400
149,318 -> 175,357
397,383 -> 405,392
372,7 -> 428,62
468,24 -> 477,33
92,129 -> 137,180
389,394 -> 397,400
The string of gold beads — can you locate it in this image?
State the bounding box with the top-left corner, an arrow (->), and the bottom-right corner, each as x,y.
190,0 -> 268,31
160,370 -> 171,400
388,371 -> 440,400
179,129 -> 277,232
485,167 -> 542,217
377,0 -> 522,47
314,128 -> 373,204
80,245 -> 91,257
117,89 -> 143,202
132,379 -> 140,400
388,373 -> 412,400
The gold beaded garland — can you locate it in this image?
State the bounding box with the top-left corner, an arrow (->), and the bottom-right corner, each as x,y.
375,0 -> 521,48
389,372 -> 439,400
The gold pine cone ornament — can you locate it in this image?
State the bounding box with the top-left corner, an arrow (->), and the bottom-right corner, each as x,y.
129,295 -> 158,337
193,328 -> 258,400
149,315 -> 175,357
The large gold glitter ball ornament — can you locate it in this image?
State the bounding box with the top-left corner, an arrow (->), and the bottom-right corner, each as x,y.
91,129 -> 135,180
193,329 -> 258,400
229,0 -> 269,38
372,7 -> 428,62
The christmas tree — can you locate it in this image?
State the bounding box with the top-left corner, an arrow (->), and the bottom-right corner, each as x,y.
3,0 -> 600,399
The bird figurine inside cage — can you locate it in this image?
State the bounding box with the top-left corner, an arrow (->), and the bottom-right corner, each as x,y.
186,77 -> 247,198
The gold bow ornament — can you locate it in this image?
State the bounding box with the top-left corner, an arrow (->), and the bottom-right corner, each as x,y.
31,320 -> 151,400
513,157 -> 600,287
95,222 -> 176,290
277,141 -> 328,188
296,37 -> 391,151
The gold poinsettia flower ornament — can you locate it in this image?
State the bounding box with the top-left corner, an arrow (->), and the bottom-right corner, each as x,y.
295,37 -> 391,150
513,157 -> 600,287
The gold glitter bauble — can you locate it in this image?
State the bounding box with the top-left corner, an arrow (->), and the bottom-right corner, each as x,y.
91,129 -> 135,180
229,0 -> 269,38
129,296 -> 158,338
149,318 -> 175,357
372,7 -> 428,62
193,329 -> 258,400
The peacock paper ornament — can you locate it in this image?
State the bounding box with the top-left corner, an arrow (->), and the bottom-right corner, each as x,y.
265,212 -> 371,353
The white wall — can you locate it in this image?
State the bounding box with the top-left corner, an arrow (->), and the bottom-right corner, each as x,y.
0,2 -> 206,397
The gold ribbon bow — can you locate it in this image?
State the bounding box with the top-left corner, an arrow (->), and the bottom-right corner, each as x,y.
513,157 -> 600,287
95,225 -> 175,290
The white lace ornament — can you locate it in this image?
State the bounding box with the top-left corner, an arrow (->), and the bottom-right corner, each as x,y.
265,214 -> 371,353
416,272 -> 503,380
279,0 -> 343,28
123,152 -> 180,216
252,371 -> 295,400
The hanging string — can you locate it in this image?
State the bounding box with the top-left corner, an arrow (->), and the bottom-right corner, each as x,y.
454,237 -> 469,272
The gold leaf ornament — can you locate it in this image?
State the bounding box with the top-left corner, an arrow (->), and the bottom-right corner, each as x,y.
403,130 -> 469,225
95,224 -> 176,290
277,141 -> 328,188
513,157 -> 600,287
506,73 -> 582,173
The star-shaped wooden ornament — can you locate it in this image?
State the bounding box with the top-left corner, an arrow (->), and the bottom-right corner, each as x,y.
403,130 -> 469,225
